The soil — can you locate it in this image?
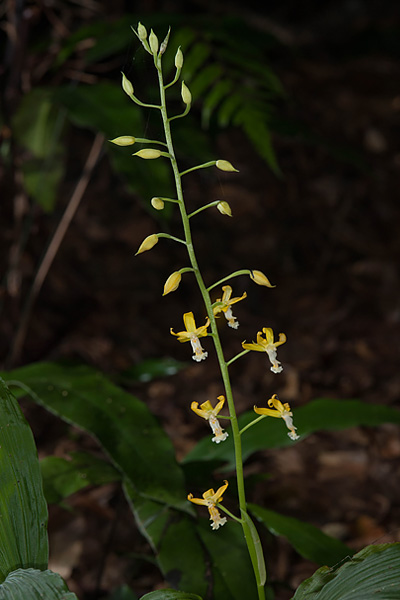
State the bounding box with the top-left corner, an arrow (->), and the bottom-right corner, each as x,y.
1,2 -> 400,599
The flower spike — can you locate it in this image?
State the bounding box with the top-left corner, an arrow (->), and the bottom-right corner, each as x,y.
170,312 -> 210,362
254,394 -> 299,440
188,480 -> 229,530
242,327 -> 286,373
213,285 -> 247,329
191,396 -> 228,443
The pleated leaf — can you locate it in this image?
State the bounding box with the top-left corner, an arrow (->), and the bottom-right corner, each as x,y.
0,568 -> 77,599
292,543 -> 400,600
3,363 -> 187,510
0,378 -> 48,582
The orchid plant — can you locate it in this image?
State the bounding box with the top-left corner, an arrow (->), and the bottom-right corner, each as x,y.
111,22 -> 299,599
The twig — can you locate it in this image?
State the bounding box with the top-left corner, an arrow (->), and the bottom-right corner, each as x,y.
6,133 -> 105,367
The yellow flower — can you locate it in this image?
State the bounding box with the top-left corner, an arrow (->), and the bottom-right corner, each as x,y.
213,285 -> 247,329
163,271 -> 181,295
250,270 -> 275,288
242,327 -> 286,373
170,312 -> 210,362
191,396 -> 228,443
135,234 -> 159,255
254,394 -> 299,441
188,480 -> 229,530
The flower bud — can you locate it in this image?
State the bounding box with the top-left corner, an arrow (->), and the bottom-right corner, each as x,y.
163,271 -> 182,295
216,160 -> 239,172
135,234 -> 159,255
109,136 -> 136,146
151,197 -> 165,210
134,149 -> 162,159
250,270 -> 275,288
175,47 -> 184,69
149,29 -> 159,55
181,81 -> 192,105
137,22 -> 147,41
217,201 -> 232,217
122,73 -> 134,96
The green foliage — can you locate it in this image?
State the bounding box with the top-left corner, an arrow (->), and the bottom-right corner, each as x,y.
249,504 -> 352,567
184,398 -> 400,469
140,591 -> 202,600
40,451 -> 120,505
11,88 -> 66,212
291,543 -> 400,600
3,362 -> 187,510
0,378 -> 48,579
121,357 -> 186,383
0,568 -> 78,599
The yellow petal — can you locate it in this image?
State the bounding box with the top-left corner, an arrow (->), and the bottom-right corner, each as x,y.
250,270 -> 275,288
135,234 -> 158,255
262,327 -> 274,345
213,479 -> 229,502
183,311 -> 196,333
254,405 -> 281,418
163,271 -> 181,295
275,333 -> 287,347
191,401 -> 209,419
188,493 -> 208,506
214,395 -> 225,415
221,285 -> 232,303
242,341 -> 264,352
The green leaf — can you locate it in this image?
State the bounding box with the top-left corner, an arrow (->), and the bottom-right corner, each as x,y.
249,504 -> 352,567
0,378 -> 48,581
21,155 -> 65,212
0,568 -> 78,599
3,363 -> 187,510
40,452 -> 120,505
183,398 -> 400,469
121,358 -> 186,383
241,510 -> 266,587
196,519 -> 259,600
291,543 -> 400,600
140,591 -> 202,600
124,481 -> 207,598
108,583 -> 138,600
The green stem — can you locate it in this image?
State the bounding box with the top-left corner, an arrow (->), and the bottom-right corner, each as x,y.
156,55 -> 265,600
240,415 -> 266,436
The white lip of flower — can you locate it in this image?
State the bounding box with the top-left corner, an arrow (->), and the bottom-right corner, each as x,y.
266,345 -> 283,373
208,505 -> 227,530
190,335 -> 208,362
282,412 -> 299,440
209,415 -> 229,443
224,306 -> 238,329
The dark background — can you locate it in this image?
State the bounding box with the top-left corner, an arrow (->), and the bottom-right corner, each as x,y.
1,1 -> 400,598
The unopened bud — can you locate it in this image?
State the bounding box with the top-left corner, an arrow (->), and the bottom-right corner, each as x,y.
181,81 -> 192,105
151,197 -> 165,210
136,234 -> 159,255
163,271 -> 182,295
137,22 -> 147,40
175,47 -> 184,69
160,28 -> 171,55
149,30 -> 159,55
122,73 -> 134,96
250,270 -> 275,288
217,201 -> 232,217
216,160 -> 239,173
134,149 -> 162,159
109,136 -> 136,146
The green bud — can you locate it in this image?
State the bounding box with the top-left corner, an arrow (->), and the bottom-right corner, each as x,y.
122,73 -> 134,96
181,81 -> 192,105
175,47 -> 184,69
134,149 -> 162,159
216,160 -> 239,173
137,22 -> 147,40
160,27 -> 171,55
109,136 -> 136,146
151,197 -> 165,210
217,201 -> 232,216
149,29 -> 159,55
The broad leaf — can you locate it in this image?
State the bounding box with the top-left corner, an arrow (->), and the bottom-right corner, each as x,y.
292,543 -> 400,600
140,591 -> 202,600
3,363 -> 187,510
183,398 -> 400,469
40,452 -> 120,505
249,503 -> 352,567
0,568 -> 77,599
0,379 -> 48,581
